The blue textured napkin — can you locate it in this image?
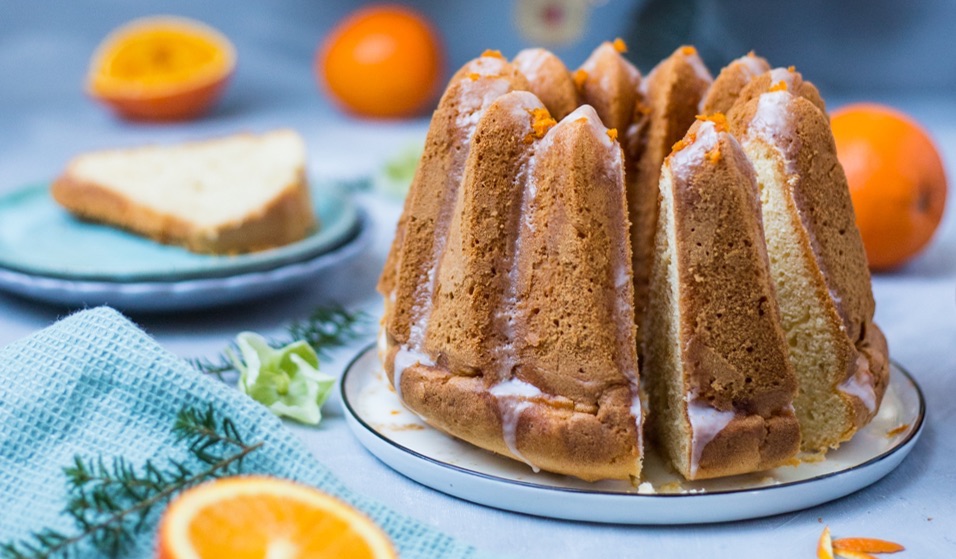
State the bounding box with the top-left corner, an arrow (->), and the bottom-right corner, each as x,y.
0,307 -> 488,558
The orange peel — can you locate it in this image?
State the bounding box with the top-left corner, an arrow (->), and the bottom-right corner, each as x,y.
87,16 -> 235,121
818,526 -> 835,559
833,537 -> 905,554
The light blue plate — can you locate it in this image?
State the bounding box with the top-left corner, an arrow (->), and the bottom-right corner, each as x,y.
0,210 -> 373,312
0,182 -> 359,281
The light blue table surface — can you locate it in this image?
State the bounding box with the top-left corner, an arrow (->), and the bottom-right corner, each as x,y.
1,2 -> 954,556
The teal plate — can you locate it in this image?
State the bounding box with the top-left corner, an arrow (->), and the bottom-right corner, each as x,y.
0,182 -> 359,282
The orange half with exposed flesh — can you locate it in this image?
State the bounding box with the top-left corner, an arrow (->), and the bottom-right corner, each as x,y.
87,16 -> 235,121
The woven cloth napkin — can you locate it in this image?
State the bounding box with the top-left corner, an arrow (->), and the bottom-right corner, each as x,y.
0,307 -> 489,558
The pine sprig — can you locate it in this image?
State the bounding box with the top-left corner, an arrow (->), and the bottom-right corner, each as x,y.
0,405 -> 263,559
191,304 -> 371,376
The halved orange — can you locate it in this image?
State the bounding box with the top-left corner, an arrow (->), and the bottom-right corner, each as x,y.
87,16 -> 235,121
156,476 -> 396,559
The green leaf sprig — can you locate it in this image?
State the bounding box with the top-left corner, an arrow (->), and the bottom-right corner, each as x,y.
0,406 -> 263,559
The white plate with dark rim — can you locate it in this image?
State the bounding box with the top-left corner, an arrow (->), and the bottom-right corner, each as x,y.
341,344 -> 925,524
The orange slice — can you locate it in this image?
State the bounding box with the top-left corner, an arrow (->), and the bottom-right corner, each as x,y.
156,476 -> 396,559
818,526 -> 835,559
87,16 -> 235,121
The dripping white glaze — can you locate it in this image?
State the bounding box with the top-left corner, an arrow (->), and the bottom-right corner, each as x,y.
686,394 -> 736,477
391,345 -> 435,403
769,67 -> 797,90
401,60 -> 514,397
489,378 -> 543,472
839,354 -> 877,413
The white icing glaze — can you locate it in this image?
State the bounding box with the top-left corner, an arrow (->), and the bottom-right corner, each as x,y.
455,77 -> 515,142
489,376 -> 544,399
391,345 -> 435,403
747,90 -> 798,175
686,394 -> 736,477
403,63 -> 515,385
839,354 -> 877,413
668,119 -> 719,183
512,48 -> 549,82
769,67 -> 797,90
737,53 -> 767,77
579,43 -> 640,91
489,378 -> 543,471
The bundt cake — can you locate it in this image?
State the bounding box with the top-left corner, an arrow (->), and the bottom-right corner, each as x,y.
378,44 -> 890,482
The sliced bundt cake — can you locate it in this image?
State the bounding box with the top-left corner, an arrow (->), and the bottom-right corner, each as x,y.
727,77 -> 890,452
644,115 -> 800,479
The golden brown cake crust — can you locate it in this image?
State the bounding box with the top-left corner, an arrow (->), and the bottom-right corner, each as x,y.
51,167 -> 314,254
575,41 -> 642,131
700,52 -> 770,116
380,55 -> 531,345
651,118 -> 799,479
386,351 -> 640,482
512,48 -> 579,120
423,91 -> 545,381
630,47 -> 712,346
732,67 -> 827,116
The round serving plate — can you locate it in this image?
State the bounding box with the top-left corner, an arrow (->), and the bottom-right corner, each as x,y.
341,345 -> 924,524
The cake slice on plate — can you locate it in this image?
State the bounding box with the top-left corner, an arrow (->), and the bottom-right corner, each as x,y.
728,78 -> 890,453
644,114 -> 800,480
52,129 -> 315,254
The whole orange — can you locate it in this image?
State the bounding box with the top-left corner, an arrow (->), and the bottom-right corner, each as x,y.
318,5 -> 444,118
832,103 -> 947,270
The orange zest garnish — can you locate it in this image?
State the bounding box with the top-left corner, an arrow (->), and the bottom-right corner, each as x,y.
833,538 -> 905,554
747,50 -> 757,58
788,65 -> 796,73
818,526 -> 835,559
573,68 -> 589,89
635,101 -> 651,116
705,147 -> 721,163
886,424 -> 909,437
482,49 -> 504,59
697,113 -> 729,132
681,45 -> 697,56
671,133 -> 696,154
528,107 -> 557,141
613,38 -> 628,53
769,80 -> 789,92
467,72 -> 481,81
607,128 -> 619,142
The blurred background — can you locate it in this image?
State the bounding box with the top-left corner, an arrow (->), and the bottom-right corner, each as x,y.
2,0 -> 955,185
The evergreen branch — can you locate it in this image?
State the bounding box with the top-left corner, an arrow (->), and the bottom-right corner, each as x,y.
191,304 -> 371,376
0,405 -> 263,559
